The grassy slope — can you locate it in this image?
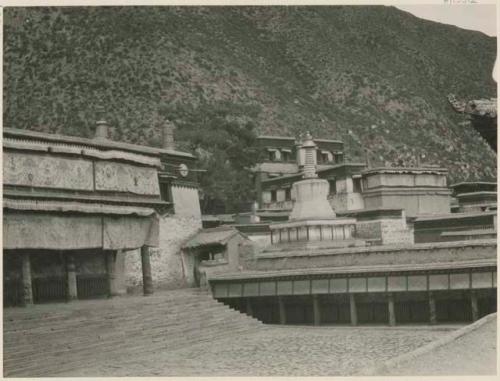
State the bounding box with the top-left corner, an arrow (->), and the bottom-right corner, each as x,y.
3,6 -> 497,182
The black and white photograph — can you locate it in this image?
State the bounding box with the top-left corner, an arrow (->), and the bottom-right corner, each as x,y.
2,1 -> 497,377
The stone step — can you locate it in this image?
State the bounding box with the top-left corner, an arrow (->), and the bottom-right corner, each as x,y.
4,306 -> 255,344
4,296 -> 223,327
4,308 -> 258,353
5,321 -> 263,376
4,294 -> 212,325
5,307 -> 260,351
3,289 -> 263,377
4,304 -> 255,340
4,289 -> 209,313
4,299 -> 222,334
6,318 -> 259,365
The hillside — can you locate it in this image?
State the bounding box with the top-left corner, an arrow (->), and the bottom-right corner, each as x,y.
3,6 -> 497,183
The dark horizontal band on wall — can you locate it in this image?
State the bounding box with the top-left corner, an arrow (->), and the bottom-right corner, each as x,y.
361,186 -> 452,194
4,186 -> 169,208
169,180 -> 200,189
211,269 -> 497,299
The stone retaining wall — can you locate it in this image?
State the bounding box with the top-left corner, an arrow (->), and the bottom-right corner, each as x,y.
249,240 -> 496,272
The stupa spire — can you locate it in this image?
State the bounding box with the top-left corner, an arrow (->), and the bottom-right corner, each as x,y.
302,132 -> 317,179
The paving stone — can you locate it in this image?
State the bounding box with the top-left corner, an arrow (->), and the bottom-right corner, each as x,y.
64,325 -> 455,377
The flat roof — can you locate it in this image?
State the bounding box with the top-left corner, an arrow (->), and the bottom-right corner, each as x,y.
257,135 -> 296,141
257,135 -> 344,144
261,162 -> 366,184
414,210 -> 497,222
362,166 -> 448,175
450,181 -> 497,188
314,138 -> 344,144
4,127 -> 195,159
456,191 -> 497,198
209,258 -> 496,282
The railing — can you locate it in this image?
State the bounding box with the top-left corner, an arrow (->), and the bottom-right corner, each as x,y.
32,277 -> 67,303
77,274 -> 110,299
262,200 -> 294,210
3,278 -> 24,307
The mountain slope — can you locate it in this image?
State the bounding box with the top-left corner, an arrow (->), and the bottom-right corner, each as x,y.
3,6 -> 497,182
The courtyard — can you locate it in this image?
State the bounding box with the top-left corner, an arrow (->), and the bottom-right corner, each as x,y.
67,324 -> 462,377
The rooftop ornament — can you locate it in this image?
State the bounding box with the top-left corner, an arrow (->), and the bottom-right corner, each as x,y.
302,131 -> 318,179
94,106 -> 109,141
161,118 -> 176,150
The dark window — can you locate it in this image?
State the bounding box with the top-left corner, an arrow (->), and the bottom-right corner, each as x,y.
335,154 -> 343,164
268,150 -> 275,161
329,180 -> 337,195
353,178 -> 362,193
285,188 -> 292,201
282,151 -> 290,162
159,181 -> 171,202
322,153 -> 330,163
271,190 -> 277,202
199,251 -> 211,261
316,150 -> 322,164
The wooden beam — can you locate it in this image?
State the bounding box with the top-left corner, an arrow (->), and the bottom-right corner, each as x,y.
313,295 -> 321,326
66,254 -> 78,301
246,298 -> 253,317
387,293 -> 396,326
21,253 -> 33,306
106,251 -> 117,296
141,246 -> 154,295
278,296 -> 287,325
349,294 -> 358,326
428,292 -> 437,325
471,291 -> 479,322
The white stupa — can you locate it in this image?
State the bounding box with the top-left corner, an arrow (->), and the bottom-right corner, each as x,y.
269,132 -> 359,246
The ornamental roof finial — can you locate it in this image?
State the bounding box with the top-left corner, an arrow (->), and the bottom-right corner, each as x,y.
302,131 -> 317,179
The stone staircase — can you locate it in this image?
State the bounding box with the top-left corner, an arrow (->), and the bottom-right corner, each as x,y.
3,288 -> 264,377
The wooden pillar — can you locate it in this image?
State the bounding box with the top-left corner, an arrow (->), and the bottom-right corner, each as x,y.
312,295 -> 321,326
141,246 -> 154,295
106,251 -> 117,297
388,293 -> 396,326
246,298 -> 253,317
471,291 -> 479,322
21,253 -> 34,306
66,254 -> 78,301
349,294 -> 358,326
278,296 -> 286,325
429,292 -> 437,325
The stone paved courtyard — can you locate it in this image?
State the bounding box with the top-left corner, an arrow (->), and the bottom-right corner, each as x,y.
66,325 -> 459,377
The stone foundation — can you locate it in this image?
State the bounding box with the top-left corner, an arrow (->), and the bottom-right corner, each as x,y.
249,240 -> 496,272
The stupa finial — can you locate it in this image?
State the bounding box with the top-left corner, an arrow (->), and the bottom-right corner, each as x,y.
302,131 -> 317,179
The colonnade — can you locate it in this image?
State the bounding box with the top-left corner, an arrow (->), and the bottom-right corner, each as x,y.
19,245 -> 154,306
235,290 -> 490,326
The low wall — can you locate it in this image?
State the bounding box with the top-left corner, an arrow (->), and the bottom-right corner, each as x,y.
363,191 -> 451,217
248,240 -> 497,272
414,212 -> 496,243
